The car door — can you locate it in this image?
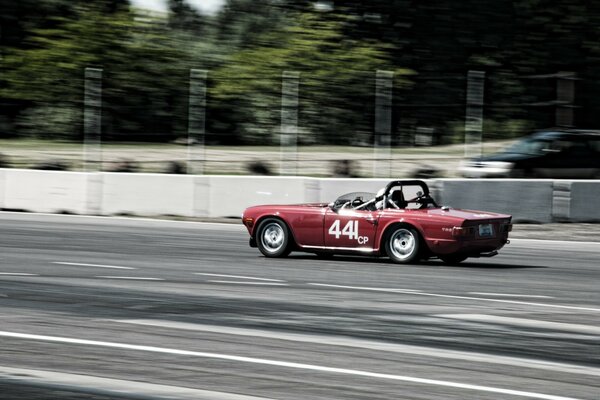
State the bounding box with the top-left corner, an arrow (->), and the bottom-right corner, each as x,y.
540,139 -> 596,178
323,207 -> 378,250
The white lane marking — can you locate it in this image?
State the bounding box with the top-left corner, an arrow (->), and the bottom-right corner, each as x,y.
95,276 -> 164,281
114,319 -> 600,377
306,284 -> 421,293
0,212 -> 242,229
469,292 -> 554,299
0,273 -> 38,276
195,273 -> 284,282
53,262 -> 135,270
509,238 -> 600,246
308,283 -> 600,313
437,314 -> 600,336
207,280 -> 288,286
0,330 -> 583,400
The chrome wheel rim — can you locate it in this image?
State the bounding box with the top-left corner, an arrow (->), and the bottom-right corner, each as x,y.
261,223 -> 285,253
389,229 -> 416,261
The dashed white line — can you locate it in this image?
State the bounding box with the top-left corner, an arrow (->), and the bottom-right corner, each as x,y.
469,292 -> 554,299
307,283 -> 421,293
308,283 -> 600,312
53,262 -> 135,270
195,273 -> 284,282
207,280 -> 288,286
0,273 -> 38,276
95,276 -> 163,281
0,331 -> 583,400
509,238 -> 600,246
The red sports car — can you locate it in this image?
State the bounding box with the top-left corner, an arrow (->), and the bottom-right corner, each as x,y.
242,180 -> 512,264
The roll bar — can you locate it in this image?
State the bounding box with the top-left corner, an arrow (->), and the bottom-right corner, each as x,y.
382,180 -> 431,197
378,180 -> 437,208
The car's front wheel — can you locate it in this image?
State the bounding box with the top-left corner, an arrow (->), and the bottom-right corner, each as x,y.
256,218 -> 291,258
385,227 -> 420,264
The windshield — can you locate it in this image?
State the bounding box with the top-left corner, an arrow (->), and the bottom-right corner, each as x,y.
504,138 -> 549,155
332,192 -> 376,209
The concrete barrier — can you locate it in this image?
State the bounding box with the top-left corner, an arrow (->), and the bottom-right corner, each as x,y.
568,181 -> 600,222
552,181 -> 571,222
2,169 -> 91,214
0,169 -> 5,209
439,179 -> 554,223
0,169 -> 598,222
316,178 -> 390,204
193,176 -> 211,218
206,176 -> 309,218
101,173 -> 195,216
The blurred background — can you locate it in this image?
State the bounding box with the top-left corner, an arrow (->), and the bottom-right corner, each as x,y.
1,0 -> 599,177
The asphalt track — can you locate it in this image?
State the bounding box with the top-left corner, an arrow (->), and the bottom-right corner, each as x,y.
0,212 -> 598,400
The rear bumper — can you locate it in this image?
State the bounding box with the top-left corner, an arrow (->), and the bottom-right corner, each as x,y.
426,236 -> 509,256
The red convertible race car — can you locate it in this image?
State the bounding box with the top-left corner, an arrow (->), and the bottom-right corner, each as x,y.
242,180 -> 512,264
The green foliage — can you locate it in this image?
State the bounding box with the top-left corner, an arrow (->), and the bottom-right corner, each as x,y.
1,2 -> 196,140
210,12 -> 412,144
17,104 -> 80,140
2,0 -> 600,144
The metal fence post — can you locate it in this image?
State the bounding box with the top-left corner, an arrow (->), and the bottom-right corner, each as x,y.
280,71 -> 299,176
373,70 -> 393,178
188,69 -> 207,175
556,72 -> 575,127
83,67 -> 102,172
464,70 -> 485,159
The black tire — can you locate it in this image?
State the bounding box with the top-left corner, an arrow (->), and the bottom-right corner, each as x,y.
439,254 -> 468,265
256,218 -> 291,258
385,226 -> 420,264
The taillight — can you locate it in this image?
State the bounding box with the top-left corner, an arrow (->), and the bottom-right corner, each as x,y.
452,226 -> 475,237
242,217 -> 254,228
502,224 -> 513,233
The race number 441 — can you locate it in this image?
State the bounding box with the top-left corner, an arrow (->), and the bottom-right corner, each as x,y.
328,220 -> 369,244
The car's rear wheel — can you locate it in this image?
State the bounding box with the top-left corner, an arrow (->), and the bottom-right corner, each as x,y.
385,227 -> 420,264
256,218 -> 291,257
439,254 -> 468,265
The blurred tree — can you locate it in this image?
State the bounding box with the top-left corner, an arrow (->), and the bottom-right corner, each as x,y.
3,0 -> 600,145
210,11 -> 412,144
214,0 -> 293,49
168,0 -> 206,34
0,2 -> 195,140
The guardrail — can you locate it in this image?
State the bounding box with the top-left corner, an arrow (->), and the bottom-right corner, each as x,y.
0,169 -> 598,223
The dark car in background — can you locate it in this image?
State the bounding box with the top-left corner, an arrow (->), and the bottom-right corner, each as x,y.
459,130 -> 600,179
